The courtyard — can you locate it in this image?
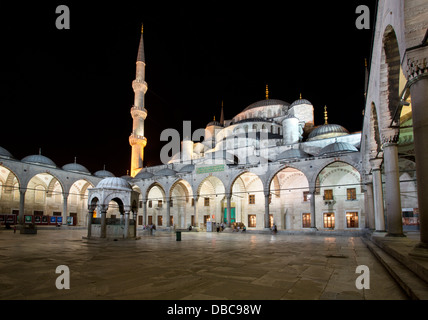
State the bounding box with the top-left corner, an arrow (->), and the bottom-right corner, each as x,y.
0,228 -> 408,300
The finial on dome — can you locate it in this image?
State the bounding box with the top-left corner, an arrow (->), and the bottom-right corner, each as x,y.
300,93 -> 302,99
141,23 -> 144,34
213,116 -> 216,121
266,84 -> 269,100
324,106 -> 328,125
74,157 -> 77,164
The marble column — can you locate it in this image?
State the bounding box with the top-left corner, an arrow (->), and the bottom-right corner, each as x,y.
100,207 -> 107,238
382,136 -> 404,237
18,188 -> 26,224
124,211 -> 130,238
264,192 -> 270,229
142,200 -> 147,226
365,182 -> 375,230
370,159 -> 386,232
87,210 -> 93,238
309,188 -> 317,229
409,74 -> 428,247
193,196 -> 198,227
62,193 -> 69,225
166,197 -> 171,227
226,194 -> 232,227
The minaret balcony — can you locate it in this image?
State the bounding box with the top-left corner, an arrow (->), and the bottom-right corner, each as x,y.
131,106 -> 148,119
129,133 -> 147,147
132,80 -> 148,94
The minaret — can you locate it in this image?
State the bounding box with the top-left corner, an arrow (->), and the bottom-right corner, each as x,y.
129,24 -> 148,177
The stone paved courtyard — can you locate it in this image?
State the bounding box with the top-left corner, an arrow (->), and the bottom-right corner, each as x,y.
0,229 -> 408,300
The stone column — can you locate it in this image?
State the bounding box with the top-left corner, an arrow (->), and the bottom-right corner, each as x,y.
100,206 -> 107,238
264,192 -> 270,229
309,188 -> 317,229
193,195 -> 198,227
365,182 -> 375,230
166,197 -> 171,228
370,159 -> 386,232
18,188 -> 26,224
142,200 -> 147,226
124,211 -> 130,239
87,210 -> 93,238
62,193 -> 69,225
382,135 -> 404,237
226,193 -> 232,227
409,73 -> 428,248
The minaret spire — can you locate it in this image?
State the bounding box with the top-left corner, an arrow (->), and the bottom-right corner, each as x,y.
130,25 -> 148,177
324,106 -> 329,125
220,101 -> 224,126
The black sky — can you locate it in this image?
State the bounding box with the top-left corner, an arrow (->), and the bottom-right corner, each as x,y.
0,1 -> 376,177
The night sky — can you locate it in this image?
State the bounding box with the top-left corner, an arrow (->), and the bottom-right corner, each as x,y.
0,1 -> 376,177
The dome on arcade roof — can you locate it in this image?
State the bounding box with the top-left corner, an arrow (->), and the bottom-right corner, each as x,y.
154,167 -> 177,177
179,164 -> 195,173
135,170 -> 154,179
318,142 -> 358,156
62,162 -> 91,174
276,149 -> 310,161
94,169 -> 115,178
0,146 -> 14,159
96,177 -> 132,191
22,154 -> 57,167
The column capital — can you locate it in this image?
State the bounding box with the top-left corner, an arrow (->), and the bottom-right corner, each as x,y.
381,129 -> 399,149
369,158 -> 383,171
405,46 -> 428,84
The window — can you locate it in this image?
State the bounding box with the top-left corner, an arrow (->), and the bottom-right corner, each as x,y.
324,189 -> 333,201
157,200 -> 162,208
204,197 -> 210,207
347,188 -> 357,201
346,212 -> 359,228
302,213 -> 311,228
203,215 -> 210,226
170,216 -> 174,226
191,198 -> 195,207
323,213 -> 335,229
248,215 -> 257,228
148,200 -> 152,208
157,215 -> 163,226
303,191 -> 311,202
249,194 -> 255,205
170,199 -> 173,207
269,214 -> 274,228
148,216 -> 153,225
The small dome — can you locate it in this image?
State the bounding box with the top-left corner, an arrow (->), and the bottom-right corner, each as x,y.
289,98 -> 312,108
0,146 -> 13,159
276,149 -> 310,161
22,154 -> 56,167
135,170 -> 154,179
154,168 -> 177,176
243,99 -> 290,112
308,124 -> 349,141
318,142 -> 358,156
62,163 -> 90,174
96,177 -> 132,191
179,164 -> 195,173
206,120 -> 223,127
120,175 -> 133,181
94,170 -> 115,178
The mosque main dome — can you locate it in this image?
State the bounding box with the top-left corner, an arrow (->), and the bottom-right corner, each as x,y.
308,124 -> 350,141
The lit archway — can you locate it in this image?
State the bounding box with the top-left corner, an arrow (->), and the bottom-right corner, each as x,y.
197,176 -> 225,228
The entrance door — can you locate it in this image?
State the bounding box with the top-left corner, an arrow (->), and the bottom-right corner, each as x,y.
223,208 -> 236,224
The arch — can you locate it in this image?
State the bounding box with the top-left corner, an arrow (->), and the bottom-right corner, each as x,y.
145,182 -> 166,200
370,102 -> 382,156
0,164 -> 20,195
380,25 -> 402,126
197,175 -> 226,198
266,164 -> 310,193
169,178 -> 193,201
